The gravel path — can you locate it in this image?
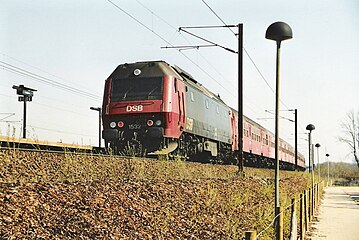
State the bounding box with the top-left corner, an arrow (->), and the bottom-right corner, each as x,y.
310,186 -> 359,240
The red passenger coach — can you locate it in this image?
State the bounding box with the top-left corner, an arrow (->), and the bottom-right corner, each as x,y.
102,60 -> 305,170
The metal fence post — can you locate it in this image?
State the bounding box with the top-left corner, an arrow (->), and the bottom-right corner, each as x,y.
278,206 -> 283,240
300,193 -> 305,239
245,231 -> 257,240
289,198 -> 297,240
304,190 -> 309,230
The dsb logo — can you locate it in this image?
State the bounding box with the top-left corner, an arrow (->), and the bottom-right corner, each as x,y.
126,105 -> 143,112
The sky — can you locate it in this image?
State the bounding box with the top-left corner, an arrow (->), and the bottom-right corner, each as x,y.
1,0 -> 358,165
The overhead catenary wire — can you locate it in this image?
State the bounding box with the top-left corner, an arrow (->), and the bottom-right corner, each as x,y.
0,52 -> 98,96
111,0 -> 264,118
32,102 -> 95,118
135,0 -> 242,106
0,76 -> 99,116
28,124 -> 97,138
0,99 -> 97,138
0,85 -> 99,128
136,0 -> 271,118
135,0 -> 232,87
199,0 -> 312,171
3,119 -> 97,139
0,61 -> 100,100
200,0 -> 291,110
1,62 -> 100,100
106,0 -> 238,102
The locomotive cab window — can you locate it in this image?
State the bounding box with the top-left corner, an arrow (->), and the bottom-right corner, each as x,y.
110,77 -> 163,101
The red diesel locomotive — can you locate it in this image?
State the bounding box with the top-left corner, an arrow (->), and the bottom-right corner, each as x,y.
102,61 -> 305,170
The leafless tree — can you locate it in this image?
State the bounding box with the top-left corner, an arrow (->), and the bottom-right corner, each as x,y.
339,110 -> 359,168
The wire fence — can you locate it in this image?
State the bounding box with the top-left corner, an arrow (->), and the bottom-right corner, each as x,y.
245,182 -> 324,240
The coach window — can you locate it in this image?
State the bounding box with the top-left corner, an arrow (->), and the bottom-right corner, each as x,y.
190,91 -> 195,102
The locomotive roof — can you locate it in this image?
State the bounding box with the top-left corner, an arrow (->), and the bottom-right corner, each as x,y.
172,65 -> 226,105
108,61 -> 182,80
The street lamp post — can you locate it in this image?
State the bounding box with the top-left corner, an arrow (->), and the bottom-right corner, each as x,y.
326,153 -> 330,186
306,124 -> 315,220
306,124 -> 315,174
265,21 -> 293,240
90,107 -> 102,148
315,143 -> 321,182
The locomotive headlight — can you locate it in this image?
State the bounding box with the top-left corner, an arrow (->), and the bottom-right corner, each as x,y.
134,69 -> 141,76
117,121 -> 124,128
109,122 -> 116,128
147,120 -> 154,127
155,120 -> 161,126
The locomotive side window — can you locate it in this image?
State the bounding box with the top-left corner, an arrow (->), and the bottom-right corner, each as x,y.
190,91 -> 195,102
110,77 -> 163,101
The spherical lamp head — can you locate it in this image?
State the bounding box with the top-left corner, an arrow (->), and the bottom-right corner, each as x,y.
315,143 -> 321,148
306,124 -> 315,131
266,22 -> 293,42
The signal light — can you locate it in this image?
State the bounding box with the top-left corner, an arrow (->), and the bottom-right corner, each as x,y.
147,120 -> 154,127
155,120 -> 161,126
117,121 -> 124,128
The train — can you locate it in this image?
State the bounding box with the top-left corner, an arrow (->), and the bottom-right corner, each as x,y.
101,61 -> 305,170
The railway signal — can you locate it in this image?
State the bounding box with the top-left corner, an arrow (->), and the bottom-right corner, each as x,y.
12,84 -> 37,139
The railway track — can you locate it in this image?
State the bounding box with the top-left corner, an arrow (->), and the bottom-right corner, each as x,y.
0,136 -> 109,156
0,136 -> 304,171
0,136 -> 189,162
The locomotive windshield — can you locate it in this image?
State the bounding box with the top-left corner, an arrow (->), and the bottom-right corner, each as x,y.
111,77 -> 163,102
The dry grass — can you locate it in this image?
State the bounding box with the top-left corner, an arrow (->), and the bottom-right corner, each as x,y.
0,150 -> 240,183
0,149 -> 311,239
